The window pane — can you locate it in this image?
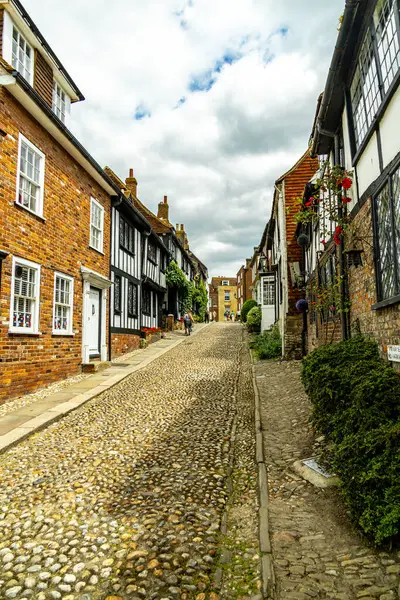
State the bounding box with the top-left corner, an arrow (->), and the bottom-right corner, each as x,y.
13,264 -> 37,329
391,166 -> 400,285
351,29 -> 382,147
375,0 -> 400,93
376,183 -> 396,299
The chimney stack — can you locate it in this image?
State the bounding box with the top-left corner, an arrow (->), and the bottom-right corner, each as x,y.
157,195 -> 169,221
125,168 -> 137,197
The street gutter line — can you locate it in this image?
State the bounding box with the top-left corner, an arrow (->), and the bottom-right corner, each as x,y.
250,348 -> 276,599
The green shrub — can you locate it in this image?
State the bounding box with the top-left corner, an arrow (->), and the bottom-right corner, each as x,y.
246,306 -> 261,332
241,299 -> 257,322
301,336 -> 400,545
301,336 -> 381,437
249,325 -> 282,359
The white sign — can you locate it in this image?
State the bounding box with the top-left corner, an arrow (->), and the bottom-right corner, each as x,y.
387,345 -> 400,362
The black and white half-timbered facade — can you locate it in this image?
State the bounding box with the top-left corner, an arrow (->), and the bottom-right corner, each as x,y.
141,233 -> 168,329
110,194 -> 151,357
303,0 -> 400,358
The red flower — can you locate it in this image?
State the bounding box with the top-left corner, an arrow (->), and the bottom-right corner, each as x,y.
321,240 -> 326,245
342,195 -> 351,204
320,185 -> 327,192
341,177 -> 352,190
333,225 -> 343,245
305,200 -> 312,208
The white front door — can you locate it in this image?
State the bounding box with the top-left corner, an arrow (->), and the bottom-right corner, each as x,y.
88,288 -> 100,356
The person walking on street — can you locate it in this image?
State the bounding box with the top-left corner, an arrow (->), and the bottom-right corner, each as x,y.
183,312 -> 192,335
204,310 -> 209,323
230,311 -> 235,321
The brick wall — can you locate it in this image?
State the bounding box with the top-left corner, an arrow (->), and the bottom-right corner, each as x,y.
111,333 -> 140,359
281,153 -> 318,358
348,200 -> 400,357
0,88 -> 111,403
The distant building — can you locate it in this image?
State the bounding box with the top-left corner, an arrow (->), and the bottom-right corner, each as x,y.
209,277 -> 238,321
236,260 -> 252,313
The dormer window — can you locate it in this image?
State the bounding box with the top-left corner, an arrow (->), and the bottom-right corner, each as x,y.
52,81 -> 70,123
11,26 -> 33,84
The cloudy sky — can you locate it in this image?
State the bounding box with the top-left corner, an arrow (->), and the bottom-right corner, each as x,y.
24,0 -> 344,278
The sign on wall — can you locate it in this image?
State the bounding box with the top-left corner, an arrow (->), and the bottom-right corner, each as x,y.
387,345 -> 400,362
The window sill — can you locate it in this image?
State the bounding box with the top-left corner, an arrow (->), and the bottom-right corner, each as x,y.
14,201 -> 45,221
372,294 -> 400,311
128,313 -> 138,319
52,331 -> 75,337
9,330 -> 42,336
89,245 -> 104,255
148,259 -> 158,266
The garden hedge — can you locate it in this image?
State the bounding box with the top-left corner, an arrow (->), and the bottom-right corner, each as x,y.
240,299 -> 257,323
301,336 -> 400,545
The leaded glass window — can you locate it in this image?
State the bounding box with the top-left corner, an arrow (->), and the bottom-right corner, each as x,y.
351,0 -> 400,149
128,282 -> 138,317
375,166 -> 400,300
114,276 -> 121,313
119,217 -> 135,253
375,0 -> 400,93
148,242 -> 157,263
142,288 -> 151,315
262,276 -> 275,306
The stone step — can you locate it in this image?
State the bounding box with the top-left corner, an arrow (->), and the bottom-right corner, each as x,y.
81,361 -> 111,374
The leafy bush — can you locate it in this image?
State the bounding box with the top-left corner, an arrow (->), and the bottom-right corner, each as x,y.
301,336 -> 400,545
249,325 -> 282,359
240,299 -> 257,323
246,306 -> 261,332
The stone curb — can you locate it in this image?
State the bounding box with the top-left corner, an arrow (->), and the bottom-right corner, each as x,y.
0,323 -> 212,455
250,350 -> 276,600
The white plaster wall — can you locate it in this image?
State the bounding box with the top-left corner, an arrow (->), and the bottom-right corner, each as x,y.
380,85 -> 400,169
355,133 -> 380,197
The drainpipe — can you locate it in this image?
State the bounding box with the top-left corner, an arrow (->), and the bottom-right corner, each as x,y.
334,137 -> 349,341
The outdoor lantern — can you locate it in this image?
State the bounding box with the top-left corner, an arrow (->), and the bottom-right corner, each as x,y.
258,253 -> 268,273
296,299 -> 308,313
346,249 -> 363,268
297,232 -> 310,246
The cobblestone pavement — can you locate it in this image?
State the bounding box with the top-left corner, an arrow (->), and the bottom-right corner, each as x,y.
0,323 -> 260,600
255,360 -> 400,600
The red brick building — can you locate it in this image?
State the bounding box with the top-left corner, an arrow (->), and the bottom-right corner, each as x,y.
236,260 -> 252,313
268,150 -> 318,358
0,1 -> 120,401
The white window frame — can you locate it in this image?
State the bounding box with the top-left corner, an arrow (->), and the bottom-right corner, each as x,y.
2,13 -> 34,86
90,197 -> 104,253
52,80 -> 71,124
224,291 -> 231,301
53,272 -> 74,335
222,280 -> 229,286
9,256 -> 41,334
16,134 -> 45,218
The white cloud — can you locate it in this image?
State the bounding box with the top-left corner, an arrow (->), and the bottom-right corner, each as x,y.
23,0 -> 344,277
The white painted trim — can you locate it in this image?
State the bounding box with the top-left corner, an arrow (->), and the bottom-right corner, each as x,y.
80,266 -> 111,364
16,133 -> 45,218
52,271 -> 74,335
52,79 -> 71,126
3,11 -> 34,86
89,197 -> 104,253
9,255 -> 41,334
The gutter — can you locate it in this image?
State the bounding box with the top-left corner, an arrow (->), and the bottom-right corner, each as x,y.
310,0 -> 360,157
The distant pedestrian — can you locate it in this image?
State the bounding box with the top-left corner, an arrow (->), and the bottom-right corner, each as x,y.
213,311 -> 217,322
204,310 -> 209,323
183,312 -> 193,335
230,311 -> 235,321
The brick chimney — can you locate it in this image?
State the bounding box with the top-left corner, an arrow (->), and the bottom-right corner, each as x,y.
125,168 -> 137,197
157,195 -> 169,221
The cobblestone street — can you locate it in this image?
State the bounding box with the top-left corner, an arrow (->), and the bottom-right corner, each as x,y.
0,324 -> 260,600
255,360 -> 400,600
